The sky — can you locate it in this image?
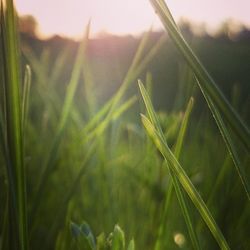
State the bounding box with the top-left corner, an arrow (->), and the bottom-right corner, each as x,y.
15,0 -> 250,39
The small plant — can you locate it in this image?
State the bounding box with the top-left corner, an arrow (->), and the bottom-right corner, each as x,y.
70,222 -> 135,250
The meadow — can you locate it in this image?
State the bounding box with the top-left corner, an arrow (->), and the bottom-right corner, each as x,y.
0,1 -> 250,250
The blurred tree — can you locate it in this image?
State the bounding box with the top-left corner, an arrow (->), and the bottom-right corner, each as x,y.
19,15 -> 38,37
216,19 -> 245,40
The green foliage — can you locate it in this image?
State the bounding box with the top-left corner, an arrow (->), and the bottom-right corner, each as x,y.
1,1 -> 250,250
71,221 -> 96,250
0,1 -> 28,249
150,0 -> 250,198
139,81 -> 200,250
70,222 -> 134,250
139,82 -> 230,249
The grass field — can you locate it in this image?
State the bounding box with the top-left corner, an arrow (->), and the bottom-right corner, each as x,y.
0,0 -> 250,249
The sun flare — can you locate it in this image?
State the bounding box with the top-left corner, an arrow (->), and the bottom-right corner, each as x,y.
15,0 -> 250,38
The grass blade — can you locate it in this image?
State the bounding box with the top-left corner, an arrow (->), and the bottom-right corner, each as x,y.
30,22 -> 91,222
21,65 -> 31,136
154,97 -> 197,249
196,78 -> 250,199
79,29 -> 167,138
149,0 -> 250,152
78,27 -> 153,137
174,97 -> 194,158
1,0 -> 28,249
141,114 -> 230,249
139,82 -> 200,249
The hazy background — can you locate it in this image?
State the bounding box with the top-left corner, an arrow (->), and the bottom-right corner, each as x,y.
16,0 -> 250,38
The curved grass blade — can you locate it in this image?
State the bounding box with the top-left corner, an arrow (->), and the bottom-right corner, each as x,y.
139,82 -> 200,249
21,65 -> 31,136
149,0 -> 250,152
22,46 -> 66,117
141,115 -> 230,249
22,46 -> 48,87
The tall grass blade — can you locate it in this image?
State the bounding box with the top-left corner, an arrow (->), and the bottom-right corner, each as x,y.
174,98 -> 194,158
78,27 -> 152,137
79,29 -> 167,138
139,82 -> 200,249
154,97 -> 196,249
58,21 -> 91,134
141,114 -> 230,249
149,0 -> 250,152
30,22 -> 91,221
1,0 -> 28,249
196,78 -> 250,199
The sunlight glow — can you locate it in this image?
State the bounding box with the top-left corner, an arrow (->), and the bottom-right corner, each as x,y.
15,0 -> 250,39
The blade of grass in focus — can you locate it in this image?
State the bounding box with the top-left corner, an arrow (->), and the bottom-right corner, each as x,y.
141,114 -> 230,249
196,78 -> 250,199
149,0 -> 250,199
0,0 -> 28,249
139,82 -> 200,249
154,97 -> 197,249
149,0 -> 250,152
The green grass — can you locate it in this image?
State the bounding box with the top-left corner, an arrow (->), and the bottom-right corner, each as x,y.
139,82 -> 230,249
0,0 -> 250,250
1,0 -> 28,249
149,0 -> 250,199
153,96 -> 199,250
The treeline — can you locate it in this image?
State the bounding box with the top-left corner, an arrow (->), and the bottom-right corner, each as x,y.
19,21 -> 250,121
